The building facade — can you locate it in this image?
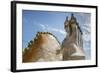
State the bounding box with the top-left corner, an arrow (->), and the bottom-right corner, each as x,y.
23,32 -> 62,62
62,14 -> 85,60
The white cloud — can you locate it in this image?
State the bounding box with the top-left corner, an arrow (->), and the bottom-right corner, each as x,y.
48,27 -> 66,36
82,24 -> 91,34
39,24 -> 46,30
83,32 -> 91,42
82,23 -> 91,59
39,23 -> 66,36
82,23 -> 91,42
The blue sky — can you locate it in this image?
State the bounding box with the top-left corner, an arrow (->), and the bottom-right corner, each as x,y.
22,10 -> 91,59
